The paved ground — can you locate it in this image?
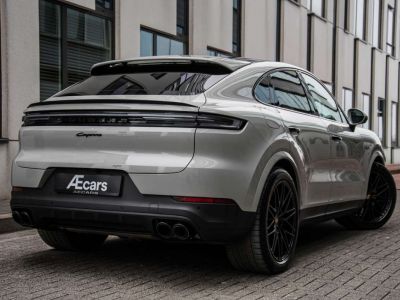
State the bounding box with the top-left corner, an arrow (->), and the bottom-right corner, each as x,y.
0,202 -> 400,300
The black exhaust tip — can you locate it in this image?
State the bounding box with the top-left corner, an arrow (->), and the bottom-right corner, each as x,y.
13,210 -> 33,227
172,223 -> 190,240
155,222 -> 173,239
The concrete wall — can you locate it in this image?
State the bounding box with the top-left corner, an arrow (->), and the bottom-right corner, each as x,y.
0,0 -> 40,200
242,0 -> 276,60
280,0 -> 308,68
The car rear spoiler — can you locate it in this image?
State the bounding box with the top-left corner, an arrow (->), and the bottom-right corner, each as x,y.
90,57 -> 250,76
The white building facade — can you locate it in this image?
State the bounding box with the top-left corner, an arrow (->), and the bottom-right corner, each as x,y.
0,0 -> 399,200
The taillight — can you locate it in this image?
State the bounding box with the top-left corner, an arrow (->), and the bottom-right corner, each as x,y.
174,196 -> 236,205
22,110 -> 246,130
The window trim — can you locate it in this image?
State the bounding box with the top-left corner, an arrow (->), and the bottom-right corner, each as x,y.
362,92 -> 371,130
299,71 -> 349,125
392,101 -> 398,147
40,0 -> 115,100
307,0 -> 326,19
252,67 -> 317,116
232,0 -> 241,56
207,46 -> 233,57
372,0 -> 383,49
377,97 -> 386,143
344,0 -> 350,31
386,5 -> 395,56
140,25 -> 188,56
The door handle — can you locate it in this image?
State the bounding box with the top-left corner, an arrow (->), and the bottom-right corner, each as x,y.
331,135 -> 342,142
288,127 -> 301,135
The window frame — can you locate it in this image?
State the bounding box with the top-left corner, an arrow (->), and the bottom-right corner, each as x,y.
392,101 -> 398,146
232,0 -> 241,56
355,0 -> 367,40
307,0 -> 326,18
342,87 -> 354,114
344,0 -> 350,31
362,93 -> 371,129
386,5 -> 395,56
377,97 -> 386,143
252,68 -> 317,116
39,0 -> 115,100
140,26 -> 188,56
372,0 -> 383,49
207,46 -> 233,57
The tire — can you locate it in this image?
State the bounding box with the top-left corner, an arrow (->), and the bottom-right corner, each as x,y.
335,162 -> 396,230
38,229 -> 107,251
226,168 -> 299,274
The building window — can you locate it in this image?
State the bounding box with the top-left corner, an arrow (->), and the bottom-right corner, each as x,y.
362,93 -> 371,129
140,28 -> 187,56
392,102 -> 398,145
378,98 -> 385,141
39,0 -> 113,100
344,0 -> 350,31
307,0 -> 325,18
232,0 -> 241,56
355,0 -> 367,40
372,0 -> 382,48
342,88 -> 353,113
140,0 -> 188,57
387,5 -> 395,56
207,47 -> 231,57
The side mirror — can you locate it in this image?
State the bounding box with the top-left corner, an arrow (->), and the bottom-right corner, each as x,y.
347,108 -> 368,130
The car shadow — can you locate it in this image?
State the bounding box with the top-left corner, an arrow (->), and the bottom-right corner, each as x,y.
20,219 -> 376,279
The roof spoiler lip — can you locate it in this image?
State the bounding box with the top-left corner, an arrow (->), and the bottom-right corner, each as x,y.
90,56 -> 251,76
27,99 -> 198,109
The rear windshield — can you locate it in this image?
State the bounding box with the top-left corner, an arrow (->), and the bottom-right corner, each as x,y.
55,72 -> 228,97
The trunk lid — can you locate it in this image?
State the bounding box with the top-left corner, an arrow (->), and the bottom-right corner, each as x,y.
16,94 -> 204,174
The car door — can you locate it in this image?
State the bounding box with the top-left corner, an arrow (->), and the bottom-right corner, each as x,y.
262,69 -> 332,211
300,72 -> 365,206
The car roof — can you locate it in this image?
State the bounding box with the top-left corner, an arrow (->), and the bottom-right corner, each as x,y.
90,55 -> 305,76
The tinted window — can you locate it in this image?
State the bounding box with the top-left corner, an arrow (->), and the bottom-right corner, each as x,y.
269,70 -> 312,113
254,76 -> 276,105
301,73 -> 343,122
55,72 -> 227,96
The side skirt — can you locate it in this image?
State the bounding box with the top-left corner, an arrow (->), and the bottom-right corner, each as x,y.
300,199 -> 365,224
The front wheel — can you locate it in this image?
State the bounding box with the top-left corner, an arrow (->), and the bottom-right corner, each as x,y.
38,229 -> 107,251
336,163 -> 396,230
226,169 -> 299,274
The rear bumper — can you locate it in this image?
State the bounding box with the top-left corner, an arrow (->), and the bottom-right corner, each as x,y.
11,169 -> 255,243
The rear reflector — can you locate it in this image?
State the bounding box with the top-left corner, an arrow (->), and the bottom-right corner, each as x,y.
12,187 -> 25,192
174,196 -> 236,204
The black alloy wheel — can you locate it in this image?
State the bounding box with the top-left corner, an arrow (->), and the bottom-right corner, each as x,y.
265,179 -> 298,264
226,168 -> 299,274
336,162 -> 396,230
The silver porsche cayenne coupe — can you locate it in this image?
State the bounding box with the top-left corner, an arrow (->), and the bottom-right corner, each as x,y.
11,56 -> 396,274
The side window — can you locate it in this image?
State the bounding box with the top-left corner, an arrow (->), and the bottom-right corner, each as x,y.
301,73 -> 343,123
269,70 -> 312,113
254,76 -> 276,105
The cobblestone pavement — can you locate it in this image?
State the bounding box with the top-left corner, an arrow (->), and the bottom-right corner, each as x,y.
1,205 -> 400,300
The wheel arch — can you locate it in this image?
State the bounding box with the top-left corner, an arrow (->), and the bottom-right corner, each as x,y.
363,148 -> 386,197
249,151 -> 303,212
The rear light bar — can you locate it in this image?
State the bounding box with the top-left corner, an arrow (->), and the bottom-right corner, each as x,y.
22,111 -> 246,130
174,196 -> 236,205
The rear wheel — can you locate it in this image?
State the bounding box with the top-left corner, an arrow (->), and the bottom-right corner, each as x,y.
336,163 -> 396,230
38,229 -> 107,251
226,169 -> 299,274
